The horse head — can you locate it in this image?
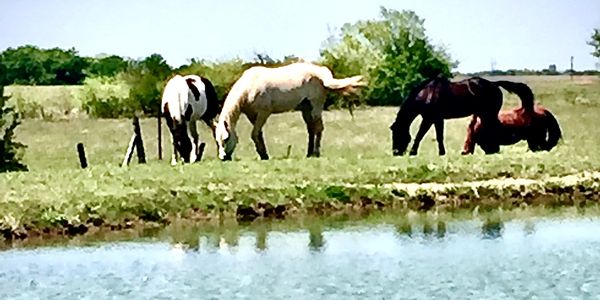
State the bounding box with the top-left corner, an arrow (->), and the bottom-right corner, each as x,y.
390,120 -> 411,156
163,101 -> 193,163
215,120 -> 237,161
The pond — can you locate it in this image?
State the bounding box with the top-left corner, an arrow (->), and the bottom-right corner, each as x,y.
1,216 -> 600,299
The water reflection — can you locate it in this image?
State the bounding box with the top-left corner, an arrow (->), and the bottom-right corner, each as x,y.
481,219 -> 504,239
394,219 -> 448,239
308,225 -> 325,251
4,217 -> 600,300
437,221 -> 447,239
254,222 -> 269,251
160,216 -> 548,254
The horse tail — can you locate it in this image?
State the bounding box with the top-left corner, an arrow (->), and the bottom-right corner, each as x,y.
321,75 -> 366,93
199,76 -> 221,125
543,109 -> 562,151
493,81 -> 535,112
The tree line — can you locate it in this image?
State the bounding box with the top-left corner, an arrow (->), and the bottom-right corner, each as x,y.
1,7 -> 599,120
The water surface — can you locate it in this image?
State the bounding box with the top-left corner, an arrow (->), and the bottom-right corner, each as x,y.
1,218 -> 600,299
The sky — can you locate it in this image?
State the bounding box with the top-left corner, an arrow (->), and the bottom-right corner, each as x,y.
1,0 -> 599,73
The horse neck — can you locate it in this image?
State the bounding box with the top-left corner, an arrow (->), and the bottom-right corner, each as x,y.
394,104 -> 419,129
220,97 -> 244,129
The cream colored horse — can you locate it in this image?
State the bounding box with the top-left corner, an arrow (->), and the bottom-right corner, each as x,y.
215,62 -> 365,160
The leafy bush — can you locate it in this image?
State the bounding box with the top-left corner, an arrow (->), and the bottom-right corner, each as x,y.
320,7 -> 455,107
0,85 -> 27,172
79,75 -> 135,118
178,58 -> 247,102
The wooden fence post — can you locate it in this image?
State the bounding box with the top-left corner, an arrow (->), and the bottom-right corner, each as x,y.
76,142 -> 87,169
133,116 -> 146,164
122,116 -> 146,167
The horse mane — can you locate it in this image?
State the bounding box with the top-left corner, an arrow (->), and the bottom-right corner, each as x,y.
219,68 -> 257,127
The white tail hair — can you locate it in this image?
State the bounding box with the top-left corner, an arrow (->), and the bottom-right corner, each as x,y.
313,67 -> 366,93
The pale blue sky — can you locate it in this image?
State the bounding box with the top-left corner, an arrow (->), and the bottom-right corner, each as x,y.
1,0 -> 599,72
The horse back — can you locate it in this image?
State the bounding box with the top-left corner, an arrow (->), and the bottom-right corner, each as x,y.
180,75 -> 207,121
247,73 -> 326,113
442,78 -> 502,119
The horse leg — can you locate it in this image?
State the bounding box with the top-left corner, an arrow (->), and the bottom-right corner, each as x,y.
203,117 -> 218,144
301,106 -> 316,157
462,116 -> 478,155
434,119 -> 446,156
188,120 -> 199,162
251,112 -> 270,160
313,117 -> 324,157
170,133 -> 178,166
409,118 -> 433,156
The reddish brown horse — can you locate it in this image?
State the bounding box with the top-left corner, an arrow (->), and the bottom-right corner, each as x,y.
390,76 -> 534,156
462,104 -> 562,154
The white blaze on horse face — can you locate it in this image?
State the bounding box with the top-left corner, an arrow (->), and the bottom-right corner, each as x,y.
215,122 -> 237,160
215,122 -> 230,160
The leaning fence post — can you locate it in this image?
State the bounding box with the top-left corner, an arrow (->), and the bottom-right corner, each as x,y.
133,116 -> 146,164
122,134 -> 137,167
76,142 -> 88,169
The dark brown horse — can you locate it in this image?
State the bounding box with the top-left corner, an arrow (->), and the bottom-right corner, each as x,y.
462,104 -> 562,154
390,76 -> 534,156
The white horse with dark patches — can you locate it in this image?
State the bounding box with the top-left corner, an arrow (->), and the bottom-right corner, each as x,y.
215,62 -> 365,161
161,74 -> 220,165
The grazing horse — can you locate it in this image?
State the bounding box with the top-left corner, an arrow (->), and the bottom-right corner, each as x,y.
462,104 -> 562,154
161,74 -> 220,165
214,62 -> 365,161
390,76 -> 534,156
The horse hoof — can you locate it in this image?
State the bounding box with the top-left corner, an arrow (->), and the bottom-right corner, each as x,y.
392,149 -> 403,156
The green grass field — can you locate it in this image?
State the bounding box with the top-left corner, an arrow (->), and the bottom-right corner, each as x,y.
1,75 -> 599,237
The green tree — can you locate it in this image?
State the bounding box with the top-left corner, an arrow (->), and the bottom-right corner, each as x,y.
589,28 -> 600,59
0,45 -> 89,85
320,7 -> 456,106
124,53 -> 173,115
0,85 -> 27,172
86,55 -> 128,77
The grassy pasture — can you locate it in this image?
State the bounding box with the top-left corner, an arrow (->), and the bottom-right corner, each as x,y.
1,75 -> 599,237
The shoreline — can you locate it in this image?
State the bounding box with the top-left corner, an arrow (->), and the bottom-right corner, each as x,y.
1,171 -> 599,242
